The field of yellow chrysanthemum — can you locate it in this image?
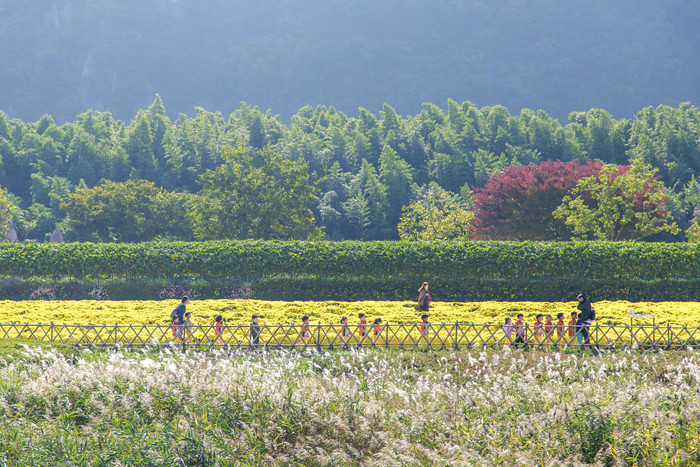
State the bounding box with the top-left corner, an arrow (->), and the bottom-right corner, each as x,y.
1,299 -> 699,327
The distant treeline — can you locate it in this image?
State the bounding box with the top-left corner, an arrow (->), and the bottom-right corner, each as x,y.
0,98 -> 699,241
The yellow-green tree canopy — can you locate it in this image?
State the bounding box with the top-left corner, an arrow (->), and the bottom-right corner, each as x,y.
62,179 -> 193,242
398,186 -> 473,241
553,159 -> 679,241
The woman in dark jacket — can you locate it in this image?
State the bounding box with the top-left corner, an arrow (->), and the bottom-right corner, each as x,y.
576,293 -> 593,347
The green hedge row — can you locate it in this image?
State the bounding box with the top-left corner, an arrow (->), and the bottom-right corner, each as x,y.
1,240 -> 700,279
251,276 -> 700,302
3,275 -> 700,301
0,278 -> 251,301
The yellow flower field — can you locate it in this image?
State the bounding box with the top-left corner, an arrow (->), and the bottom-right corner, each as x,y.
1,299 -> 698,327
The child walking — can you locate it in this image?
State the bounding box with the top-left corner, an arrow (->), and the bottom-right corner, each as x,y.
340,316 -> 350,347
534,314 -> 545,345
419,314 -> 430,347
358,313 -> 367,347
569,311 -> 578,345
300,315 -> 311,346
214,314 -> 224,345
514,314 -> 526,348
372,318 -> 383,346
184,312 -> 193,344
556,313 -> 565,341
544,314 -> 554,345
504,317 -> 514,345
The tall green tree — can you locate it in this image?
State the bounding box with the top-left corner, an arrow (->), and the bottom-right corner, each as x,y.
124,112 -> 156,180
193,143 -> 322,240
0,185 -> 11,240
378,144 -> 414,232
343,159 -> 389,239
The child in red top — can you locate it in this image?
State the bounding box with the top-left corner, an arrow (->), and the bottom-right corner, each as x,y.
514,313 -> 525,348
534,314 -> 545,343
568,312 -> 578,338
420,314 -> 429,335
300,315 -> 310,345
358,313 -> 367,337
372,318 -> 383,346
373,318 -> 383,336
214,314 -> 224,345
341,316 -> 350,337
420,314 -> 430,346
544,314 -> 553,336
556,313 -> 565,338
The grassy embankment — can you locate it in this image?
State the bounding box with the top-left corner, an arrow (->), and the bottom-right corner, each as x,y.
0,343 -> 698,465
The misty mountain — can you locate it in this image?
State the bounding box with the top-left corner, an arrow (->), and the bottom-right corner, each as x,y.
0,0 -> 698,124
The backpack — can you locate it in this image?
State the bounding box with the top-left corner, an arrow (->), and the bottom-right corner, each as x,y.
170,308 -> 178,322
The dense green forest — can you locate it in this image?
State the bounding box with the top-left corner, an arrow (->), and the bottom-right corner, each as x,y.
1,98 -> 699,242
0,0 -> 698,124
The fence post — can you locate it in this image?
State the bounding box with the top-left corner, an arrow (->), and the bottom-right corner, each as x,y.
114,323 -> 118,349
317,323 -> 322,350
667,323 -> 671,350
385,322 -> 389,349
595,323 -> 599,348
50,321 -> 54,342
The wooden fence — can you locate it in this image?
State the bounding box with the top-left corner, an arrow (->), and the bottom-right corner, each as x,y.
2,321 -> 700,350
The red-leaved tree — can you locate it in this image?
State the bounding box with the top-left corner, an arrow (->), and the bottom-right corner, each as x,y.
471,160 -> 604,240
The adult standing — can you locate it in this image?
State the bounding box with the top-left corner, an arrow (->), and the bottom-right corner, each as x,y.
173,296 -> 189,342
417,282 -> 431,312
250,314 -> 260,348
576,294 -> 594,347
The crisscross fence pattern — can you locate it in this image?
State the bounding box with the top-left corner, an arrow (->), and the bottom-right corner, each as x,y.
2,322 -> 700,350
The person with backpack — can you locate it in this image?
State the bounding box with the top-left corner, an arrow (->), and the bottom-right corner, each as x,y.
576,293 -> 595,348
417,282 -> 431,312
170,296 -> 189,342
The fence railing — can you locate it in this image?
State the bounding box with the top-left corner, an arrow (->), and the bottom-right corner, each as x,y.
2,322 -> 700,350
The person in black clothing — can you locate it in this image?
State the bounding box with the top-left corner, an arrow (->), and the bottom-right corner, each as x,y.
576,293 -> 593,347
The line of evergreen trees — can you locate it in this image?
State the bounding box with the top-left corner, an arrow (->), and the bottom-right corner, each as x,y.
1,97 -> 699,242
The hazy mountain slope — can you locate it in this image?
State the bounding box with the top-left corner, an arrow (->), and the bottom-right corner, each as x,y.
0,0 -> 697,123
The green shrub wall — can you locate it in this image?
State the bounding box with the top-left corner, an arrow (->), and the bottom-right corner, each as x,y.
2,275 -> 700,301
2,240 -> 700,279
2,241 -> 699,301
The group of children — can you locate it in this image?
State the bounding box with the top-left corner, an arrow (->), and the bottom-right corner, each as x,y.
303,313 -> 431,346
503,311 -> 587,347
